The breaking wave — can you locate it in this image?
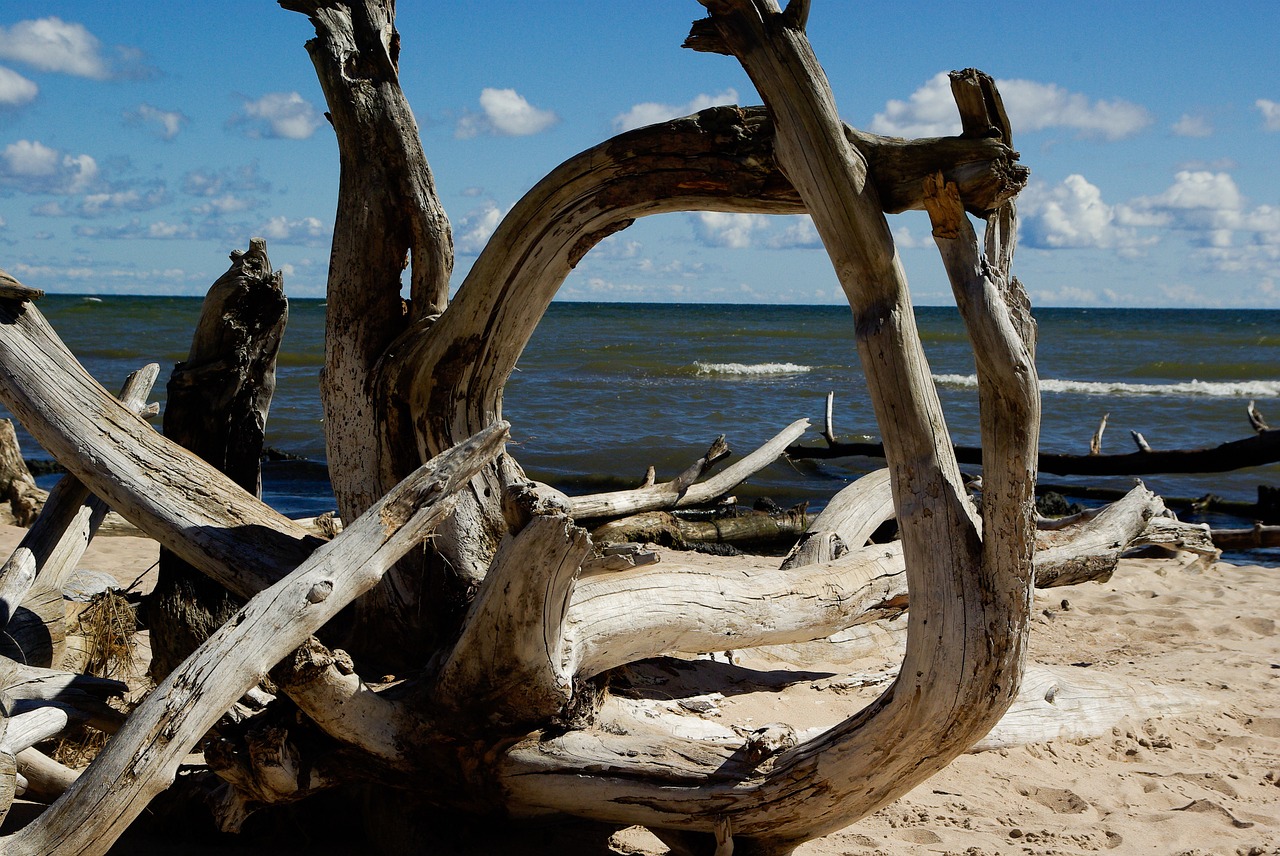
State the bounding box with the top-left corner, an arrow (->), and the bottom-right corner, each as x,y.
692,362 -> 813,377
933,373 -> 1280,399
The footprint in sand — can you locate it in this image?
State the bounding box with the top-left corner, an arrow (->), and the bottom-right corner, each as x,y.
1017,785 -> 1091,814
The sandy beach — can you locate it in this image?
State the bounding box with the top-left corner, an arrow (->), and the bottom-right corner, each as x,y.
3,524 -> 1276,855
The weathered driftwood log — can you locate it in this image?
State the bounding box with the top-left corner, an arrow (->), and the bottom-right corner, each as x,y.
1210,524 -> 1280,550
591,507 -> 815,551
0,5 -> 1066,854
0,423 -> 508,856
0,295 -> 323,600
1032,483 -> 1217,586
0,419 -> 43,526
790,424 -> 1280,476
780,468 -> 894,569
487,17 -> 1039,851
567,421 -> 809,521
149,237 -> 288,681
0,365 -> 158,666
972,664 -> 1207,751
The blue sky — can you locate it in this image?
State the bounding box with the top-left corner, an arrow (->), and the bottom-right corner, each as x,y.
0,2 -> 1277,307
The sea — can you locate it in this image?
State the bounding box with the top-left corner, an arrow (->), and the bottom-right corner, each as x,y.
8,296 -> 1279,564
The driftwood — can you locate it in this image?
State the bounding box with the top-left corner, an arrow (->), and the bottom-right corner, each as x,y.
148,238 -> 288,680
0,4 -> 1230,855
1,423 -> 508,856
0,366 -> 158,666
591,507 -> 815,551
781,468 -> 894,568
789,411 -> 1280,477
568,421 -> 810,520
0,420 -> 43,527
1210,524 -> 1280,550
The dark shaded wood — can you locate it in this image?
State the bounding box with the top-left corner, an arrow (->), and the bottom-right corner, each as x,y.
147,238 -> 288,681
788,429 -> 1280,476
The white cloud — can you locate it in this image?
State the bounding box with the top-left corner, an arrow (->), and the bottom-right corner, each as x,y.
258,215 -> 327,243
612,89 -> 739,133
0,139 -> 98,193
457,201 -> 506,254
456,88 -> 557,138
76,186 -> 169,217
1258,99 -> 1280,132
871,72 -> 1152,141
766,215 -> 822,249
191,194 -> 255,216
1020,174 -> 1146,251
234,92 -> 323,140
182,163 -> 270,198
0,66 -> 37,106
1120,171 -> 1247,242
1171,113 -> 1212,138
0,17 -> 111,79
126,103 -> 187,140
693,212 -> 767,249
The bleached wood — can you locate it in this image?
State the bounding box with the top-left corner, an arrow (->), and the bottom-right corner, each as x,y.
781,468 -> 894,568
972,664 -> 1205,751
436,512 -> 590,726
15,749 -> 78,803
0,707 -> 68,756
0,364 -> 158,665
0,298 -> 322,600
0,422 -> 507,856
568,420 -> 810,521
1034,483 -> 1214,586
565,541 -> 908,679
270,638 -> 408,764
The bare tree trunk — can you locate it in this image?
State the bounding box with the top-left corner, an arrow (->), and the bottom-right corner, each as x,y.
147,238 -> 287,680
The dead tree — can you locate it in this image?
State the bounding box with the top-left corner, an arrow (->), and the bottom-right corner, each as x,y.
0,3 -> 1214,854
147,238 -> 288,680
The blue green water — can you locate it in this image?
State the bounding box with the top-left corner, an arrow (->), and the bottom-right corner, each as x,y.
8,296 -> 1279,558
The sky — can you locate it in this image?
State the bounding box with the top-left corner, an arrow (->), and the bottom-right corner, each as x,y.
0,2 -> 1277,308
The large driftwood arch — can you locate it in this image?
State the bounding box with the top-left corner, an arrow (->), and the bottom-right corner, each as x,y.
0,3 -> 1217,855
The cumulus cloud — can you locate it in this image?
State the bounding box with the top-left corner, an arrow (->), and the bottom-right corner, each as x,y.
1258,99 -> 1280,132
1120,171 -> 1247,244
612,89 -> 739,132
456,201 -> 506,253
0,66 -> 37,106
693,212 -> 768,249
766,215 -> 823,250
1020,174 -> 1147,252
1171,113 -> 1212,138
0,139 -> 98,194
456,88 -> 558,138
232,92 -> 323,140
258,215 -> 328,244
0,17 -> 112,79
871,72 -> 1152,141
73,218 -> 196,240
182,163 -> 270,198
125,103 -> 188,140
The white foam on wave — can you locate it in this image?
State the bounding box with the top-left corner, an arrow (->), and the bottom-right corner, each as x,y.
933,373 -> 1280,399
694,361 -> 812,377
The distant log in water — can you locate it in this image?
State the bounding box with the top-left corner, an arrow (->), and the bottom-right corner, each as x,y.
789,429 -> 1280,476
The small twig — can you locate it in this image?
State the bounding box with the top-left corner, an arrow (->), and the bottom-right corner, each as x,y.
1248,400 -> 1270,434
1089,412 -> 1109,456
1130,431 -> 1152,453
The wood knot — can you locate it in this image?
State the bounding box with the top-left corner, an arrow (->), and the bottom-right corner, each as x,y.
306,580 -> 333,604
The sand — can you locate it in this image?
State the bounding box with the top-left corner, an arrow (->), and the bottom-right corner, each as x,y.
2,523 -> 1276,855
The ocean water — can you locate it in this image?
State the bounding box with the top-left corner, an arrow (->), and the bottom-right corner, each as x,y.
7,296 -> 1279,559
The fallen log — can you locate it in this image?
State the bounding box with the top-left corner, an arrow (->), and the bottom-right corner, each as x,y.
1209,524 -> 1280,550
788,428 -> 1280,476
591,506 -> 815,551
567,420 -> 810,521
